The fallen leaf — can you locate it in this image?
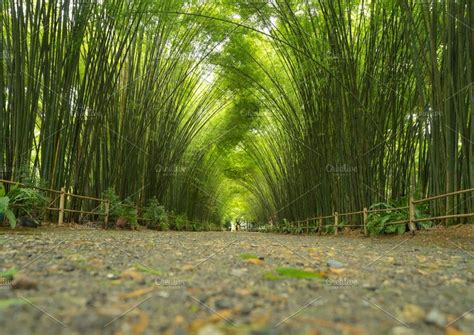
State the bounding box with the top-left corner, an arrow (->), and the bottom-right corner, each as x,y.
97,304 -> 137,316
188,308 -> 238,333
264,267 -> 325,280
122,268 -> 144,281
298,317 -> 365,335
88,258 -> 104,268
208,308 -> 235,322
247,258 -> 263,266
235,288 -> 252,296
120,287 -> 156,300
239,253 -> 258,260
134,264 -> 161,276
401,304 -> 425,323
132,311 -> 149,335
0,298 -> 26,309
445,326 -> 464,335
188,319 -> 206,333
174,315 -> 185,325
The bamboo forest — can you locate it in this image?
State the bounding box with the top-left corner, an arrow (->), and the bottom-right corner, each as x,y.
0,1 -> 473,334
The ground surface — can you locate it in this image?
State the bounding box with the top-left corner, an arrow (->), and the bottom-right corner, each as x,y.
0,226 -> 473,335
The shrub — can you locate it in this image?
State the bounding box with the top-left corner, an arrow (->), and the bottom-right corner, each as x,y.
101,188 -> 122,220
0,184 -> 16,228
120,200 -> 138,229
174,214 -> 188,231
143,197 -> 168,230
367,201 -> 433,235
101,188 -> 138,228
7,185 -> 48,218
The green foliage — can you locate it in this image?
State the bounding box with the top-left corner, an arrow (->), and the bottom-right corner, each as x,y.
367,202 -> 433,235
0,268 -> 17,280
101,188 -> 122,219
414,203 -> 434,229
239,253 -> 258,260
264,268 -> 324,281
102,188 -> 138,228
367,203 -> 408,236
324,224 -> 335,235
223,220 -> 231,230
174,214 -> 188,231
0,184 -> 16,228
168,213 -> 190,231
1,0 -> 471,227
143,197 -> 169,230
120,201 -> 138,228
7,185 -> 48,218
0,298 -> 26,309
134,264 -> 161,276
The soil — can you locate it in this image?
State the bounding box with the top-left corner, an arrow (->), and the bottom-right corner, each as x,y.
0,225 -> 473,335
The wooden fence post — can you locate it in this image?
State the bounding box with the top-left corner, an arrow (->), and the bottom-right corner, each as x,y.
363,207 -> 368,236
409,196 -> 416,234
334,212 -> 339,236
104,200 -> 110,229
319,218 -> 323,235
58,187 -> 65,226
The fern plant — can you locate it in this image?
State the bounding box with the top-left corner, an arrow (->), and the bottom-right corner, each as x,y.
0,184 -> 16,228
367,201 -> 433,235
8,185 -> 48,218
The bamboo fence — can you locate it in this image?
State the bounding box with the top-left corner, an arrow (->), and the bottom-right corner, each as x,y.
287,189 -> 474,236
0,179 -> 219,231
2,178 -> 473,234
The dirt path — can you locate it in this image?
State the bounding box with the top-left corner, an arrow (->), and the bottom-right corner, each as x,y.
0,227 -> 473,335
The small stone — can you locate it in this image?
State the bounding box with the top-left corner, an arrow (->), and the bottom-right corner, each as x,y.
251,244 -> 258,248
106,273 -> 120,280
327,260 -> 344,269
121,268 -> 144,281
197,325 -> 223,335
62,264 -> 75,272
11,275 -> 38,290
157,291 -> 169,298
425,308 -> 446,327
240,305 -> 252,315
307,282 -> 320,290
401,304 -> 425,323
362,283 -> 377,291
391,326 -> 415,335
231,268 -> 247,277
215,298 -> 233,309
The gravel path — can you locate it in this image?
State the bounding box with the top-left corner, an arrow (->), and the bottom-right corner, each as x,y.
0,227 -> 473,335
